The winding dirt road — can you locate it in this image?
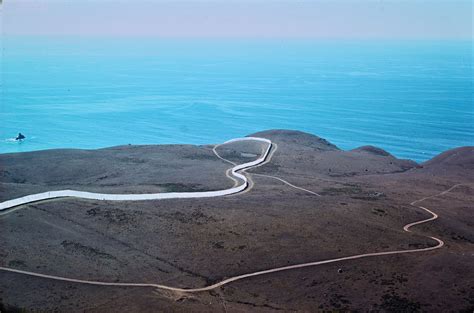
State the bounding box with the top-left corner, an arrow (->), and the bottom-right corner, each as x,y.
0,137 -> 462,294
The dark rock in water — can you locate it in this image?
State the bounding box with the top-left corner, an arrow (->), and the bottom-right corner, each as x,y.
15,133 -> 26,141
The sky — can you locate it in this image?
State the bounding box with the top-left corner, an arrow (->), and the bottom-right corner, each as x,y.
0,0 -> 472,39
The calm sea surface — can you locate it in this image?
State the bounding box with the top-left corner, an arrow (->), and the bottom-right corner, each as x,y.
1,38 -> 472,161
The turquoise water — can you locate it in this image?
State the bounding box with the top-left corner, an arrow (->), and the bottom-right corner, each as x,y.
1,38 -> 472,161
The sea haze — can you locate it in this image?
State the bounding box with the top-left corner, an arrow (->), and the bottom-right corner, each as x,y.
1,38 -> 472,161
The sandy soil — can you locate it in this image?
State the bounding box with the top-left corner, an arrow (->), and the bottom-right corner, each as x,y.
0,130 -> 472,312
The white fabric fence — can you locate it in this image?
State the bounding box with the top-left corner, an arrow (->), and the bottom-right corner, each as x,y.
0,137 -> 272,211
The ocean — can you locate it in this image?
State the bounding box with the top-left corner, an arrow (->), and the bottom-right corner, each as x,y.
1,38 -> 472,162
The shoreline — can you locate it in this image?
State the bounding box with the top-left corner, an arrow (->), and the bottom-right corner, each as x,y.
2,128 -> 470,163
